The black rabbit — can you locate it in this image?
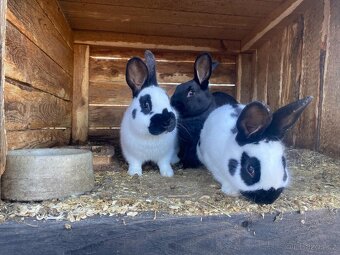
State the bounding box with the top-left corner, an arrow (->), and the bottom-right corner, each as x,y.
170,53 -> 238,168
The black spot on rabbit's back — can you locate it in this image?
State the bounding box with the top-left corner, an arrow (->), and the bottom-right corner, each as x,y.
228,159 -> 238,176
139,94 -> 152,114
132,109 -> 137,119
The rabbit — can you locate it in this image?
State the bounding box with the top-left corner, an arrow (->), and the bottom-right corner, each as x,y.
120,50 -> 178,177
170,52 -> 238,168
197,96 -> 313,204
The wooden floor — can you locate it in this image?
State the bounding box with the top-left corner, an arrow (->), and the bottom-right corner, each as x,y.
0,210 -> 339,255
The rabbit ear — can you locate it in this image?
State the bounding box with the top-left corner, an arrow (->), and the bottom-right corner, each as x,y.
144,50 -> 158,87
194,53 -> 212,90
236,101 -> 272,145
126,57 -> 149,97
265,96 -> 313,139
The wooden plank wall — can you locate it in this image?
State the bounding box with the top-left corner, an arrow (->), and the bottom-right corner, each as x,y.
0,0 -> 8,176
319,0 -> 340,158
238,0 -> 340,158
4,0 -> 73,150
88,47 -> 237,143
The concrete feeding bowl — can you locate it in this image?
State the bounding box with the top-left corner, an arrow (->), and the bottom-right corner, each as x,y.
1,149 -> 95,201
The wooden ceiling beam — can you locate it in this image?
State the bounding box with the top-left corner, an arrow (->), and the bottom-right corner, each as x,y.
241,0 -> 305,52
74,30 -> 240,53
59,0 -> 282,17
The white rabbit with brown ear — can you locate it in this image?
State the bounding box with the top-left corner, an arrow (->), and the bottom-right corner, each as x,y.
197,97 -> 313,204
120,50 -> 178,177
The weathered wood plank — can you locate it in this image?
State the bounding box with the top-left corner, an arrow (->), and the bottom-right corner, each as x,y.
266,29 -> 284,111
294,0 -> 324,150
88,128 -> 120,143
236,53 -> 254,104
89,58 -> 236,85
89,84 -> 235,128
280,18 -> 304,146
6,0 -> 73,75
68,16 -> 249,40
0,0 -> 7,176
90,82 -> 175,106
281,18 -> 303,107
89,82 -> 236,106
90,48 -> 236,64
254,40 -> 270,102
60,0 -> 282,17
4,81 -> 71,130
0,211 -> 339,255
60,2 -> 260,30
75,30 -> 240,53
242,0 -> 304,51
35,0 -> 73,49
6,129 -> 71,150
5,22 -> 72,100
89,105 -> 126,128
319,0 -> 340,158
72,45 -> 90,144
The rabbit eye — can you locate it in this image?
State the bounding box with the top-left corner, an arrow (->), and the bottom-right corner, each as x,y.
241,152 -> 261,185
247,165 -> 255,177
143,102 -> 150,111
139,94 -> 152,114
187,89 -> 195,97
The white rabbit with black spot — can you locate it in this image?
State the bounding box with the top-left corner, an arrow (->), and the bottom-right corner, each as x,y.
197,97 -> 313,204
120,50 -> 178,177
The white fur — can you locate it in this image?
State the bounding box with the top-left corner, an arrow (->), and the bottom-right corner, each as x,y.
120,86 -> 178,177
197,104 -> 289,196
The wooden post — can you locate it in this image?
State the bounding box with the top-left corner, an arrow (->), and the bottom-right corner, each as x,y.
319,0 -> 340,158
0,0 -> 7,176
72,44 -> 89,144
236,53 -> 255,104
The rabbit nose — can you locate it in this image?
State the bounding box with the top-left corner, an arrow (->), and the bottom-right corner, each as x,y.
162,109 -> 176,132
241,187 -> 284,204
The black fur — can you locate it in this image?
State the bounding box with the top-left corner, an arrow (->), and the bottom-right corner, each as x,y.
148,109 -> 176,135
282,156 -> 288,182
171,53 -> 238,168
240,152 -> 261,186
213,92 -> 238,106
139,94 -> 152,115
228,159 -> 238,176
241,188 -> 284,204
175,112 -> 213,168
144,50 -> 158,86
132,109 -> 137,119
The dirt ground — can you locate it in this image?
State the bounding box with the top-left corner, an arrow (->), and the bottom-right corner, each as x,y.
0,148 -> 339,223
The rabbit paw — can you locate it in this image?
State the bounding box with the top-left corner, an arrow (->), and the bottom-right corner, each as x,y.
159,165 -> 174,177
127,165 -> 142,176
